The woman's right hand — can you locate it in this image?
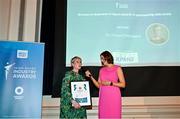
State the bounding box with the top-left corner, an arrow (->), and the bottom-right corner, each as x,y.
85,70 -> 100,88
85,70 -> 92,78
71,100 -> 81,109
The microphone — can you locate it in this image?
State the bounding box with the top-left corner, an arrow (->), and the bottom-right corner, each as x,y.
81,67 -> 92,78
88,74 -> 92,78
80,67 -> 87,73
80,67 -> 87,76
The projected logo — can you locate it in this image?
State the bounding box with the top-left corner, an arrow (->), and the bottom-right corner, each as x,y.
146,23 -> 169,45
4,62 -> 15,80
113,52 -> 138,65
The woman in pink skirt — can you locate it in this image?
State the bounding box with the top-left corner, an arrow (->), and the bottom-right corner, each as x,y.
86,51 -> 126,119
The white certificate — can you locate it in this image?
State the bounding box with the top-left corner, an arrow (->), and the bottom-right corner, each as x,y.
71,81 -> 91,107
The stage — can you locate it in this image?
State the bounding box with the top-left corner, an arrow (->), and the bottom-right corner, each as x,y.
42,96 -> 180,119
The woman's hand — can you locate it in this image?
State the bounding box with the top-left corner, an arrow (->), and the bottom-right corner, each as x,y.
85,70 -> 92,78
71,100 -> 81,109
101,80 -> 111,86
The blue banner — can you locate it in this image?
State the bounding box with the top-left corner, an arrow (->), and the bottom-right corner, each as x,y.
0,41 -> 44,118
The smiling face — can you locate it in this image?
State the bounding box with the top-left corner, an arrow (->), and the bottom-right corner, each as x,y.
71,57 -> 82,71
100,51 -> 114,66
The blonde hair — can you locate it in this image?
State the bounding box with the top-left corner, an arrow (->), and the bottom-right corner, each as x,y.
71,56 -> 82,66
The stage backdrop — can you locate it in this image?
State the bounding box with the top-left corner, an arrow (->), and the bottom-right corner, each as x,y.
51,0 -> 180,97
0,41 -> 44,118
66,0 -> 180,66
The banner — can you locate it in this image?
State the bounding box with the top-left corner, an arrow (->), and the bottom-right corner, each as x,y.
0,41 -> 44,118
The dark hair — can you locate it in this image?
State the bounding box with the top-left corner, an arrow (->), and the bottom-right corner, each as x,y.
100,51 -> 114,64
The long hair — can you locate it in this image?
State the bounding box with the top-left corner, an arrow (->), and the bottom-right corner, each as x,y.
100,51 -> 114,64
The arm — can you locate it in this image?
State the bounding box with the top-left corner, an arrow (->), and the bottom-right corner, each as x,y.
60,75 -> 72,105
60,74 -> 80,111
85,70 -> 101,88
89,76 -> 101,88
112,67 -> 126,88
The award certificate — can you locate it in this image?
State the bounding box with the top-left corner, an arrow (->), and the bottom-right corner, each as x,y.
71,81 -> 91,107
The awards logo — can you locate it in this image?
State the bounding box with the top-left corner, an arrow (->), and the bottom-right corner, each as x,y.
4,62 -> 15,80
17,50 -> 28,59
